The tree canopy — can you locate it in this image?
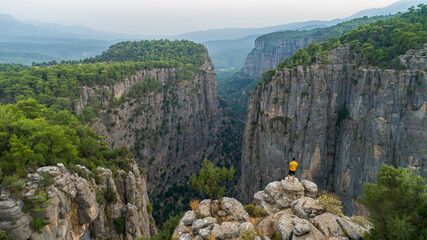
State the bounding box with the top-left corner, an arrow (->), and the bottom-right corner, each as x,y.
190,159 -> 235,214
269,4 -> 426,75
363,164 -> 427,240
0,99 -> 133,180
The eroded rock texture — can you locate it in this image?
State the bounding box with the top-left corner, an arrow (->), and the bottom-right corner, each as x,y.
0,163 -> 156,240
72,53 -> 224,220
239,45 -> 427,213
173,179 -> 367,240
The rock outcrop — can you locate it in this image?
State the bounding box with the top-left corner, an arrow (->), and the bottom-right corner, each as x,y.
239,45 -> 427,213
72,53 -> 225,220
0,163 -> 156,240
173,179 -> 368,240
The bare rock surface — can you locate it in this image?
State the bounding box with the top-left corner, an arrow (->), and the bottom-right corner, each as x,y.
173,179 -> 367,240
239,45 -> 427,215
0,163 -> 156,240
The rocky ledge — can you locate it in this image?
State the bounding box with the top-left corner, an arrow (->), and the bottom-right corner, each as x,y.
0,163 -> 156,240
173,178 -> 368,240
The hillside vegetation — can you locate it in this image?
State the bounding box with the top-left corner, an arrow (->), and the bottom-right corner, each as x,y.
271,4 -> 426,74
0,99 -> 133,180
0,40 -> 207,111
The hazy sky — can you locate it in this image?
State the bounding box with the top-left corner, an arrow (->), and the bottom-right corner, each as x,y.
2,0 -> 400,36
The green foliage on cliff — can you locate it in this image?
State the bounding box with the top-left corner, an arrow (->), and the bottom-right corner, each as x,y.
0,99 -> 133,180
275,4 -> 426,70
190,159 -> 235,214
0,229 -> 13,240
29,218 -> 45,232
150,214 -> 183,240
258,15 -> 390,44
363,164 -> 427,240
0,40 -> 206,108
82,39 -> 206,66
113,217 -> 125,234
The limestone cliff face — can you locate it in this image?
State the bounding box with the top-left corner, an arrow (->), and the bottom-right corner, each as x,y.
73,54 -> 223,220
239,37 -> 314,81
0,163 -> 156,240
239,45 -> 427,213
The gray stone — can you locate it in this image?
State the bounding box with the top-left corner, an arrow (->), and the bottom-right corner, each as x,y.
182,210 -> 197,226
211,222 -> 239,239
220,197 -> 249,222
239,222 -> 255,234
336,218 -> 363,240
291,197 -> 324,219
300,180 -> 318,198
192,217 -> 217,234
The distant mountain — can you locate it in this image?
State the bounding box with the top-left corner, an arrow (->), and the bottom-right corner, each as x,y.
25,21 -> 159,41
169,20 -> 340,43
203,35 -> 258,69
171,0 -> 426,69
0,14 -> 158,65
347,0 -> 426,18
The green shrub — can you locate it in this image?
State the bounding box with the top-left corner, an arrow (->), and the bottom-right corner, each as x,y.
30,218 -> 45,232
104,188 -> 118,204
38,172 -> 54,187
147,202 -> 152,214
0,175 -> 26,199
22,190 -> 50,213
113,217 -> 125,234
244,204 -> 268,218
318,192 -> 343,216
238,228 -> 257,240
150,214 -> 183,240
362,164 -> 427,240
274,231 -> 282,240
0,229 -> 13,240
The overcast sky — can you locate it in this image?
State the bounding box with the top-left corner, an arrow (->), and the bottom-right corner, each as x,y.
2,0 -> 400,36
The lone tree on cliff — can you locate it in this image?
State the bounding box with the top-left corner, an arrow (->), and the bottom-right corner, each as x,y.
190,159 -> 235,215
363,164 -> 427,240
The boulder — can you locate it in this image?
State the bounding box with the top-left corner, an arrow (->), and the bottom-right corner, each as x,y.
220,197 -> 249,222
257,210 -> 291,237
192,217 -> 217,234
281,178 -> 305,202
336,218 -> 363,240
276,214 -> 324,240
211,222 -> 239,239
292,218 -> 311,236
239,222 -> 255,234
182,211 -> 197,226
311,213 -> 345,237
300,180 -> 318,198
291,197 -> 324,219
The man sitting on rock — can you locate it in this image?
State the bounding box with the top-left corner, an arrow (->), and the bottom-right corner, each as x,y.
287,158 -> 298,182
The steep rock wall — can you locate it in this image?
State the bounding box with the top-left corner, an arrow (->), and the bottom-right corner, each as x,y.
239,37 -> 314,80
73,54 -> 223,220
0,163 -> 156,240
239,45 -> 427,213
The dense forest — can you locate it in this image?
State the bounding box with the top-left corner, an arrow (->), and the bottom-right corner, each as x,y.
0,99 -> 134,181
0,40 -> 207,178
270,4 -> 426,74
257,15 -> 391,45
0,40 -> 207,112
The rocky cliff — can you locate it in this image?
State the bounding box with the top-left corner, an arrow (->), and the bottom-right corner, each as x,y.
239,37 -> 314,82
219,16 -> 390,111
73,53 -> 224,221
239,44 -> 427,213
173,178 -> 368,240
0,163 -> 156,240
